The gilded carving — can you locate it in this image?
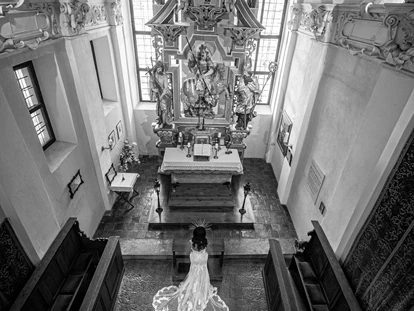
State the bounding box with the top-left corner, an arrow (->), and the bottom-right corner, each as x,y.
297,5 -> 333,42
334,6 -> 414,72
0,0 -> 24,14
221,27 -> 262,46
110,0 -> 123,26
309,6 -> 333,42
187,6 -> 227,30
86,5 -> 107,26
245,38 -> 257,60
153,25 -> 188,43
287,6 -> 300,31
229,131 -> 248,145
28,2 -> 60,37
157,129 -> 175,145
0,8 -> 52,54
60,0 -> 90,35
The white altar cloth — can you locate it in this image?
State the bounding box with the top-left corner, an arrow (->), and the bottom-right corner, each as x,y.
160,147 -> 243,173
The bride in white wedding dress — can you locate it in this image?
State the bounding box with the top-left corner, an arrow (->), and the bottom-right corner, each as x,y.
152,223 -> 229,311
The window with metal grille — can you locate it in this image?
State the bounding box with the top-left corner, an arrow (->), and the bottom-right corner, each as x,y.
250,0 -> 288,105
14,62 -> 56,150
130,0 -> 288,105
130,0 -> 158,101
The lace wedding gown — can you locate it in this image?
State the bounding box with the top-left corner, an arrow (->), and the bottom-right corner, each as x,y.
152,245 -> 229,311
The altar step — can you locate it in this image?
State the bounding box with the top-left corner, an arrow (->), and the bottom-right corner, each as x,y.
147,175 -> 255,229
169,183 -> 234,211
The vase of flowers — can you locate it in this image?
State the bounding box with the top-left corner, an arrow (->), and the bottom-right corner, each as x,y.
119,139 -> 140,171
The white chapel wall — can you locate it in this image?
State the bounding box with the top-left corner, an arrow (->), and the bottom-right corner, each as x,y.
269,2 -> 414,255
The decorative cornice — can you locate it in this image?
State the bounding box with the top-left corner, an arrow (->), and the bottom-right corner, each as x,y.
289,3 -> 414,73
60,0 -> 90,36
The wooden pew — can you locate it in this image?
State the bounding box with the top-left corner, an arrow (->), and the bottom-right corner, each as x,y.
263,221 -> 362,311
262,239 -> 302,311
10,218 -> 124,311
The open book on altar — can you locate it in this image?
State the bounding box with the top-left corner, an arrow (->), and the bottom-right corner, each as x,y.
193,144 -> 211,161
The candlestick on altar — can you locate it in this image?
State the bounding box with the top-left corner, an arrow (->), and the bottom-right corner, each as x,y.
186,142 -> 192,157
178,132 -> 184,150
225,142 -> 232,154
214,144 -> 219,159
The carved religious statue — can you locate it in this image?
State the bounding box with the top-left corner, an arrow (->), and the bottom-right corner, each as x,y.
149,61 -> 173,128
234,60 -> 260,130
181,44 -> 231,119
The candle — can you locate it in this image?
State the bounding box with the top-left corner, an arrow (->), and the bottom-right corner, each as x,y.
215,143 -> 219,149
218,133 -> 221,138
187,142 -> 191,148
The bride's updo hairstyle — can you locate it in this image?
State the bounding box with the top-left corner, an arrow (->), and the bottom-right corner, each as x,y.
192,226 -> 208,251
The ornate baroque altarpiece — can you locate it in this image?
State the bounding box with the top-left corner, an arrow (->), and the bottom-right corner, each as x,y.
146,0 -> 273,162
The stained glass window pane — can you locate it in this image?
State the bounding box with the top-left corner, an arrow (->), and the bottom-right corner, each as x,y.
258,0 -> 285,35
139,71 -> 151,101
256,74 -> 272,104
135,35 -> 157,69
255,39 -> 278,72
14,63 -> 55,149
132,0 -> 153,31
31,108 -> 51,147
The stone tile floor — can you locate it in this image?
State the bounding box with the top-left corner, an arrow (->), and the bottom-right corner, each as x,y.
93,156 -> 297,241
93,156 -> 298,311
115,258 -> 267,311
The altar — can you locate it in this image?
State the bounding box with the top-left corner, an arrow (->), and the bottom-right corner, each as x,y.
160,147 -> 243,184
144,0 -> 267,228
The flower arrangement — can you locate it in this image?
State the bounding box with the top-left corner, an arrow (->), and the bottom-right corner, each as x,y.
119,139 -> 140,171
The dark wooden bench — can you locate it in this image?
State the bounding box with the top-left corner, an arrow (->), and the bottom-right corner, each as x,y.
172,238 -> 224,282
10,218 -> 124,311
263,221 -> 361,311
262,239 -> 303,311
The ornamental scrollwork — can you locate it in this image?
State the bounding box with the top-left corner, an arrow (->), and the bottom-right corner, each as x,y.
309,6 -> 333,42
230,131 -> 248,145
28,2 -> 60,37
288,6 -> 300,31
0,8 -> 52,54
222,27 -> 263,46
60,0 -> 90,35
245,38 -> 257,60
157,130 -> 175,144
152,35 -> 164,62
153,25 -> 188,43
85,5 -> 107,26
298,5 -> 333,42
187,6 -> 227,30
110,0 -> 123,26
334,6 -> 414,72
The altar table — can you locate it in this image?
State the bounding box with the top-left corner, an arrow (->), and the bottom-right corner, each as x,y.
160,147 -> 243,183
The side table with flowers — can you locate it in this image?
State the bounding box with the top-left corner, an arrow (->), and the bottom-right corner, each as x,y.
119,139 -> 140,172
